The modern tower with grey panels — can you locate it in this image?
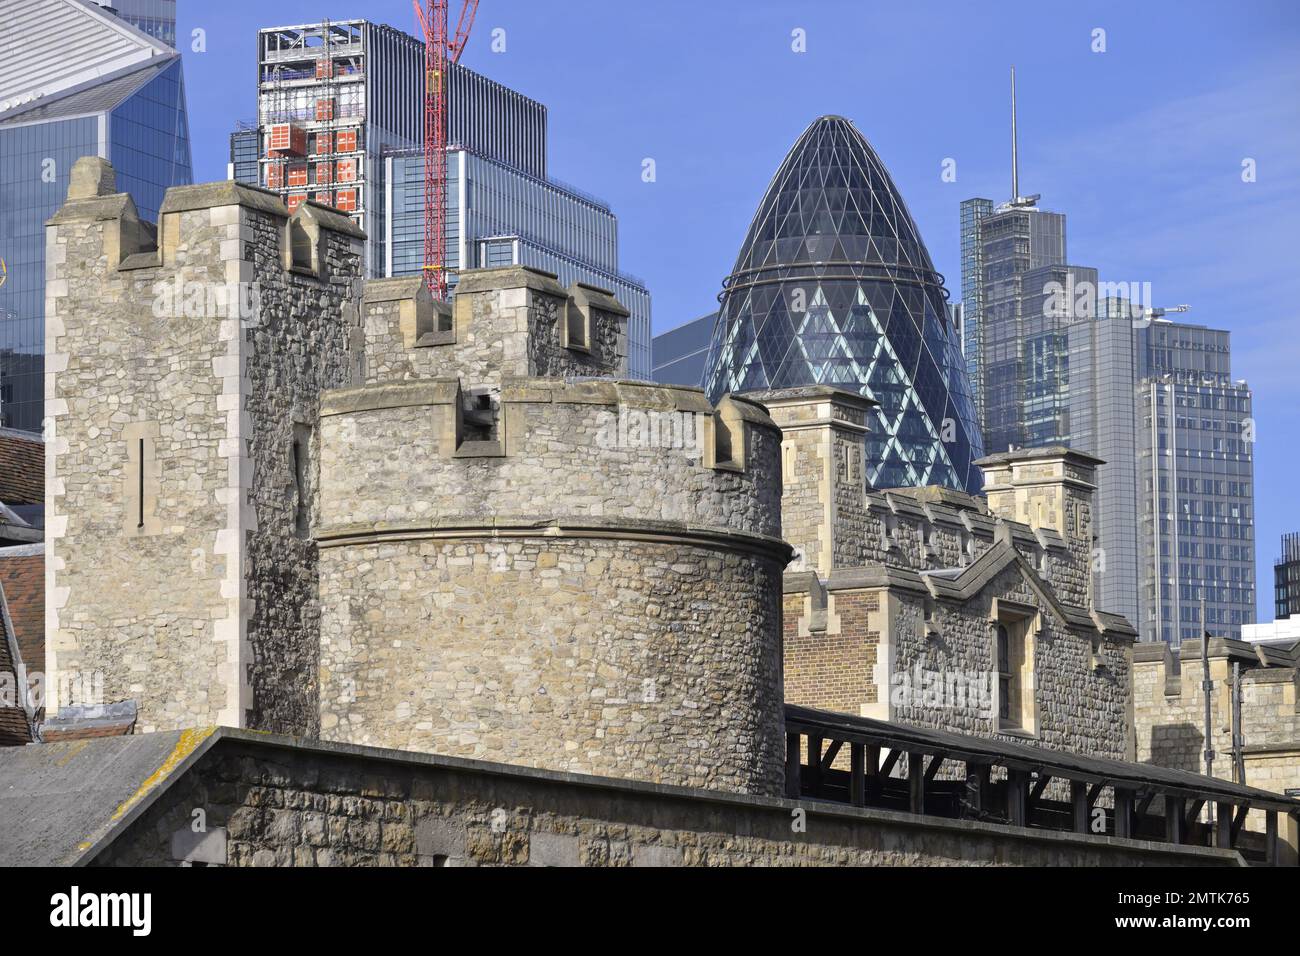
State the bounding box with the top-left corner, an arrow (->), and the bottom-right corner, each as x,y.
1134,318 -> 1255,645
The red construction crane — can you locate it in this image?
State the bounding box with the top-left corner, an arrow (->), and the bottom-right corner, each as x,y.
413,0 -> 479,299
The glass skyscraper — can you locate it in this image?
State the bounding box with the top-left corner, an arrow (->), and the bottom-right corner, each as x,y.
0,0 -> 191,432
236,18 -> 650,377
961,199 -> 1068,453
1135,319 -> 1255,644
652,313 -> 718,387
703,115 -> 982,493
958,198 -> 992,419
89,0 -> 177,49
384,147 -> 653,378
1067,297 -> 1142,628
228,122 -> 259,184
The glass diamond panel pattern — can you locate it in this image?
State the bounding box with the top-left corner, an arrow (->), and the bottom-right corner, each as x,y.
704,116 -> 984,493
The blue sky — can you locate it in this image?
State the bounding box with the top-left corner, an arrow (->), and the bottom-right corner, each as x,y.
179,0 -> 1300,620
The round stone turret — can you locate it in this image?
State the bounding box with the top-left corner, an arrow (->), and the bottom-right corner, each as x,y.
316,270 -> 791,795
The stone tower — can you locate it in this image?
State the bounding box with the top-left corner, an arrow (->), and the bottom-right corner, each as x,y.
316,266 -> 791,794
47,165 -> 791,796
45,158 -> 365,735
977,446 -> 1103,608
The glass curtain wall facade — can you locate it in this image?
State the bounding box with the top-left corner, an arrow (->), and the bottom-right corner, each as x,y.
386,148 -> 653,378
959,198 -> 992,419
1135,320 -> 1255,644
652,312 -> 717,387
1068,297 -> 1141,629
93,0 -> 177,48
229,124 -> 259,184
703,116 -> 982,493
973,204 -> 1067,453
0,3 -> 190,432
1019,263 -> 1096,447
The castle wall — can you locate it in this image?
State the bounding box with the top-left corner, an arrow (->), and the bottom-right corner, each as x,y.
1134,640 -> 1300,817
359,269 -> 628,388
315,273 -> 790,795
45,161 -> 363,733
764,390 -> 1134,764
89,732 -> 1241,868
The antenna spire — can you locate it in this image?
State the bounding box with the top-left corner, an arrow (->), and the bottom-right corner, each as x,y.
1011,65 -> 1019,202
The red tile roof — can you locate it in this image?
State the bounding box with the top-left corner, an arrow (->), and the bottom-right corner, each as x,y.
0,549 -> 43,677
0,430 -> 43,506
0,560 -> 35,745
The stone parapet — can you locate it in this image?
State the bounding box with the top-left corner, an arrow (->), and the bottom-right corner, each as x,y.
317,377 -> 784,542
44,159 -> 364,736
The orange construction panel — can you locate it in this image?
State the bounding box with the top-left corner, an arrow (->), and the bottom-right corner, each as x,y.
335,189 -> 357,212
267,123 -> 306,157
336,158 -> 357,183
315,132 -> 333,155
287,193 -> 307,212
336,128 -> 357,152
287,164 -> 308,188
315,99 -> 334,122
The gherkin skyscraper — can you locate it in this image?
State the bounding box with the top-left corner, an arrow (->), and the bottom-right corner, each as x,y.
704,116 -> 983,493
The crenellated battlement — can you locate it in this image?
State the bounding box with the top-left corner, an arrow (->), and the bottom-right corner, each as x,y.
314,267 -> 789,793
316,377 -> 784,545
44,162 -> 790,795
45,158 -> 366,736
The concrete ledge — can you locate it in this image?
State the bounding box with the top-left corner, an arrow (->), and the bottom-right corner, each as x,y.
320,380 -> 460,416
65,727 -> 1247,868
158,180 -> 289,220
46,193 -> 138,225
975,445 -> 1106,469
568,281 -> 630,318
364,276 -> 429,303
749,385 -> 879,410
293,200 -> 366,239
453,265 -> 568,299
314,516 -> 795,563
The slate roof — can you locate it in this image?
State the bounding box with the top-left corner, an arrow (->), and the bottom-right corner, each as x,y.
0,730 -> 199,865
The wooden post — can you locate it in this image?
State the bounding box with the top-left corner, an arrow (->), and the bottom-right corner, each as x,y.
850,742 -> 865,807
908,752 -> 925,814
807,735 -> 822,798
1071,781 -> 1089,833
784,732 -> 801,799
1166,797 -> 1186,844
1007,769 -> 1028,827
1215,801 -> 1233,850
1115,789 -> 1134,839
865,744 -> 881,801
1265,811 -> 1278,867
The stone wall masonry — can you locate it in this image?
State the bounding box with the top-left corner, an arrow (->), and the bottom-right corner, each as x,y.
90,733 -> 1240,867
782,565 -> 1133,769
317,379 -> 783,539
314,373 -> 790,794
317,535 -> 786,794
1134,640 -> 1300,817
45,164 -> 364,734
